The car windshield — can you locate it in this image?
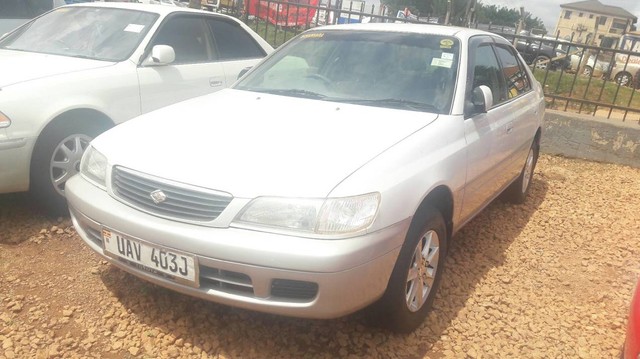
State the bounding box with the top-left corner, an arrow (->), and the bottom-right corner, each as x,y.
235,30 -> 460,114
0,6 -> 158,61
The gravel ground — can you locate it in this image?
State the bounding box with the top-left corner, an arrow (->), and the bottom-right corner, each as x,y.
1,154 -> 639,359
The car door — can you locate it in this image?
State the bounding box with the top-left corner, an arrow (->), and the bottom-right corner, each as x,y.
459,36 -> 510,222
206,18 -> 269,85
137,14 -> 226,113
492,44 -> 540,188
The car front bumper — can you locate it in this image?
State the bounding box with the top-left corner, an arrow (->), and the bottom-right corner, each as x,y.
0,134 -> 33,193
66,175 -> 410,319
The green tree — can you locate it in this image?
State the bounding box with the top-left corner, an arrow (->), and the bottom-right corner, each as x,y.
473,2 -> 546,32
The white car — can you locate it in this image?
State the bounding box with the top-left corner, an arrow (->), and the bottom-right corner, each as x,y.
569,51 -> 613,77
0,2 -> 273,213
67,24 -> 544,332
611,33 -> 640,88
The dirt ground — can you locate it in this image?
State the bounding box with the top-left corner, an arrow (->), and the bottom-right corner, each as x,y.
1,154 -> 639,359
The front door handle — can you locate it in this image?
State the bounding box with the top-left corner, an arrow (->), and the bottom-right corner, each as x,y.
209,78 -> 223,87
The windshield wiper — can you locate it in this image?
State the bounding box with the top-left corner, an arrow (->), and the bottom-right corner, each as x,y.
337,98 -> 440,112
254,88 -> 327,100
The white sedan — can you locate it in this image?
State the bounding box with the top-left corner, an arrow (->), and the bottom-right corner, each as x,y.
67,24 -> 544,332
0,2 -> 272,213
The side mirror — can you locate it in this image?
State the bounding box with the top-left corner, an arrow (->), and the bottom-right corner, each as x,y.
143,45 -> 175,66
465,85 -> 493,116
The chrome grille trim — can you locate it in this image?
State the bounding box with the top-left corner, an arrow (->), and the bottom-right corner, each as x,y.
112,166 -> 232,222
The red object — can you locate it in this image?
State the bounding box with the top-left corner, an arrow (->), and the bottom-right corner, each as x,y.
624,280 -> 640,359
248,0 -> 318,27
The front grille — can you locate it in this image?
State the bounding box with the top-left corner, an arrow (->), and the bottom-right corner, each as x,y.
112,166 -> 232,222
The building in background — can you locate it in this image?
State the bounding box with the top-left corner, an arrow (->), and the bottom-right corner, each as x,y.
554,0 -> 637,47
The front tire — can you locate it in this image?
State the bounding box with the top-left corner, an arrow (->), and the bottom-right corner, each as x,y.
533,56 -> 550,70
30,119 -> 110,215
374,206 -> 448,333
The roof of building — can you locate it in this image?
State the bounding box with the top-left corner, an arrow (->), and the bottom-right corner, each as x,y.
560,0 -> 637,21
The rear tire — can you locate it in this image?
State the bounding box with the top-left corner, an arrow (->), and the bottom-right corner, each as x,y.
503,138 -> 539,204
615,72 -> 633,87
373,206 -> 448,333
30,119 -> 110,216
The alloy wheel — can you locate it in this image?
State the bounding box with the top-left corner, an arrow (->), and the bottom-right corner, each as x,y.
50,134 -> 92,196
405,230 -> 440,312
522,147 -> 535,194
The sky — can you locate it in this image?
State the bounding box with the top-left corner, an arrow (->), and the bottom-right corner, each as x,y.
481,0 -> 640,32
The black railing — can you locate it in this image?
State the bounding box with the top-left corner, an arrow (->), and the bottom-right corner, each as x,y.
494,31 -> 640,123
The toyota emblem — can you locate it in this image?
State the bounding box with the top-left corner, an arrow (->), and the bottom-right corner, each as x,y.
150,189 -> 167,204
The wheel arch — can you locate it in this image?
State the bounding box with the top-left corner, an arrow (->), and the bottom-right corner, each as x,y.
29,108 -> 115,184
413,185 -> 454,240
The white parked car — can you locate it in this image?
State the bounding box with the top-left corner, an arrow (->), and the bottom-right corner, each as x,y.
67,24 -> 544,332
611,33 -> 640,88
0,2 -> 273,213
568,51 -> 613,77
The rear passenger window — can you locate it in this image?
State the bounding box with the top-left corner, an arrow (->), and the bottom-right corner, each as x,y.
494,45 -> 531,99
208,19 -> 265,60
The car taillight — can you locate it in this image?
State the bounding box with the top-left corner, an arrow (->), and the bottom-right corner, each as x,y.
624,280 -> 640,359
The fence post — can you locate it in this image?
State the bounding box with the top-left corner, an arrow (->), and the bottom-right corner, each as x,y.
578,16 -> 600,76
513,7 -> 524,47
444,0 -> 451,25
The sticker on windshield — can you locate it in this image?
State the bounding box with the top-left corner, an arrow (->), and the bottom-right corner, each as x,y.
431,58 -> 453,68
124,24 -> 145,33
441,52 -> 454,60
440,39 -> 454,49
301,33 -> 324,39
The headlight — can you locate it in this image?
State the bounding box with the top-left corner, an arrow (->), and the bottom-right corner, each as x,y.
0,111 -> 11,128
235,192 -> 380,235
80,146 -> 108,189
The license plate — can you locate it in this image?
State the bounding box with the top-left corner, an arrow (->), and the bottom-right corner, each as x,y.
102,228 -> 199,287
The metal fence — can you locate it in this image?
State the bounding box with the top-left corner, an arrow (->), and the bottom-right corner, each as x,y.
214,0 -> 640,123
494,32 -> 640,123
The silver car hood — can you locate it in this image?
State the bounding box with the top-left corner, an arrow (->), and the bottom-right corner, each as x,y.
94,89 -> 439,199
0,49 -> 113,88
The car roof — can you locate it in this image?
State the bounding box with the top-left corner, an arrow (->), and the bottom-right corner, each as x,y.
313,23 -> 507,42
64,2 -> 208,16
